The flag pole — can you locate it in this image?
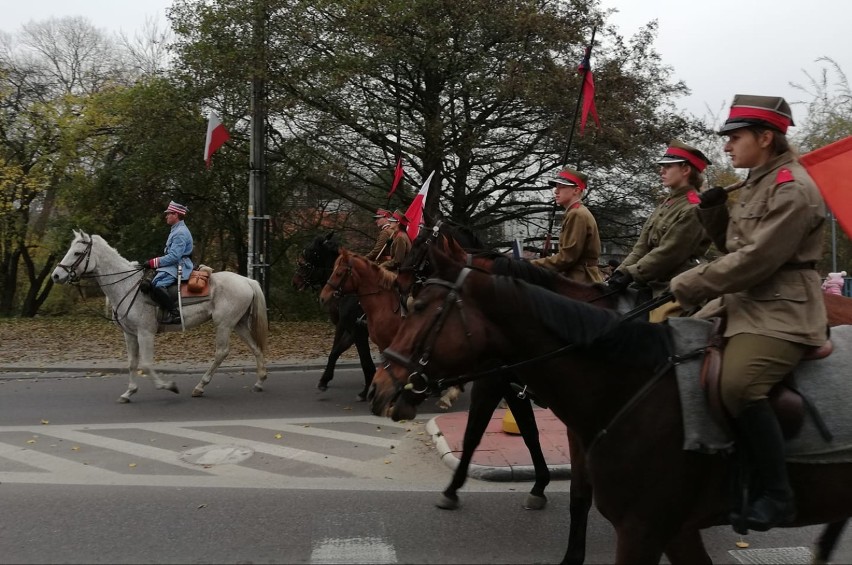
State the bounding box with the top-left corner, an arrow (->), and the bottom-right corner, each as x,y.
542,27 -> 597,258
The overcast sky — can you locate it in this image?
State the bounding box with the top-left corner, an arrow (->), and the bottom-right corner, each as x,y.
4,0 -> 851,129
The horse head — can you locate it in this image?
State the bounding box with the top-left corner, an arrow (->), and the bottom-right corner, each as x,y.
293,232 -> 341,291
319,248 -> 358,306
53,230 -> 97,284
370,245 -> 495,421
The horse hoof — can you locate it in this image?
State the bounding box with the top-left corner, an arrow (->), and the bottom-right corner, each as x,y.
253,383 -> 264,392
356,392 -> 367,402
192,388 -> 204,397
524,494 -> 547,510
317,383 -> 329,392
436,495 -> 460,510
118,397 -> 130,404
165,382 -> 179,394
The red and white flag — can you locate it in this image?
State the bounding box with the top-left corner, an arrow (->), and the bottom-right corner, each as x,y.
204,111 -> 231,168
404,171 -> 435,241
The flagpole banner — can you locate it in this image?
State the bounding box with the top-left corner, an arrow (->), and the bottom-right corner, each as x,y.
800,136 -> 852,238
577,46 -> 601,135
404,170 -> 435,241
388,157 -> 404,197
204,111 -> 231,168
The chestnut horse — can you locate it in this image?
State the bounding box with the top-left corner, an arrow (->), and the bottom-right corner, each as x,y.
370,245 -> 852,564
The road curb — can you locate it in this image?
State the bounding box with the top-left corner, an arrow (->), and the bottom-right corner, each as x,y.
425,416 -> 572,482
0,360 -> 365,376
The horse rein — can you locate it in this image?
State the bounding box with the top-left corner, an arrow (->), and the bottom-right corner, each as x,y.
55,238 -> 94,283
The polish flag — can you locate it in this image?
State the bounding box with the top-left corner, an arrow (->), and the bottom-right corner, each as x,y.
388,157 -> 404,197
404,171 -> 435,241
204,111 -> 230,168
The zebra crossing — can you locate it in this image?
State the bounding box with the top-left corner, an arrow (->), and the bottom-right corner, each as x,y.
0,415 -> 442,491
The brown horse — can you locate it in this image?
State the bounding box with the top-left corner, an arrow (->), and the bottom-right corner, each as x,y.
370,245 -> 852,564
318,249 -> 567,511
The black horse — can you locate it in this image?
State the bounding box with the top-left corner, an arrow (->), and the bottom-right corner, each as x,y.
292,233 -> 376,400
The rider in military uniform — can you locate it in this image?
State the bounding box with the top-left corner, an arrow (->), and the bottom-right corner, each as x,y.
607,140 -> 712,321
530,168 -> 603,284
366,208 -> 394,263
380,210 -> 412,272
138,200 -> 194,324
671,95 -> 827,533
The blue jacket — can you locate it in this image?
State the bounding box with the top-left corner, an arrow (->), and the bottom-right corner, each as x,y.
151,221 -> 193,284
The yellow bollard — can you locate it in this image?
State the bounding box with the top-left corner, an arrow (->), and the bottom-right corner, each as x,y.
502,408 -> 520,434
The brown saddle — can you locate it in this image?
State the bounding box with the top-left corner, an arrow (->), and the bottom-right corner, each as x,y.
700,317 -> 833,440
180,267 -> 212,298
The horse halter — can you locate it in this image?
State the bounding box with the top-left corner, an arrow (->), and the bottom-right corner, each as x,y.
397,222 -> 443,315
55,238 -> 94,283
382,266 -> 474,397
324,260 -> 354,299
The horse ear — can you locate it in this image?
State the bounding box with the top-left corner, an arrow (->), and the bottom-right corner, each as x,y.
324,232 -> 335,242
72,229 -> 80,239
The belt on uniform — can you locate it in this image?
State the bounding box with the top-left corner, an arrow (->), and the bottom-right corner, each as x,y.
778,261 -> 817,270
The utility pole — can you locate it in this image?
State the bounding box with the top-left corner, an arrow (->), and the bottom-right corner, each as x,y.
248,0 -> 270,297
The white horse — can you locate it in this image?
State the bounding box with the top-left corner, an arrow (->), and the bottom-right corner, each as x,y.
51,230 -> 268,402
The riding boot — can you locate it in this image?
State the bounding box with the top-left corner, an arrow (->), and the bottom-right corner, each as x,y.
735,399 -> 796,532
150,286 -> 180,324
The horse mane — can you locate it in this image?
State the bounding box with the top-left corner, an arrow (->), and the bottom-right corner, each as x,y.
492,275 -> 672,367
482,253 -> 561,288
350,252 -> 397,290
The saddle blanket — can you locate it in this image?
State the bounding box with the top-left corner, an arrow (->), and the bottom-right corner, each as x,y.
669,317 -> 852,463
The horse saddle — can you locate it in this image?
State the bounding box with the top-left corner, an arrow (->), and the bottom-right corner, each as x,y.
700,317 -> 833,441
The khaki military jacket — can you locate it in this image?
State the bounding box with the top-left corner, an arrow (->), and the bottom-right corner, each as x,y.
671,151 -> 827,346
381,230 -> 412,271
530,202 -> 603,283
367,224 -> 393,262
620,186 -> 710,296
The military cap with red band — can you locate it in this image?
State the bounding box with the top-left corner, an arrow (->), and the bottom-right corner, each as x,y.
547,167 -> 588,190
656,139 -> 712,172
373,208 -> 393,219
718,94 -> 794,134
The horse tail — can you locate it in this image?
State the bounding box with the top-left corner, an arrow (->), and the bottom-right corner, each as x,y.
249,280 -> 269,355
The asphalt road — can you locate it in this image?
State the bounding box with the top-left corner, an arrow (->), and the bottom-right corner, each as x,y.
1,366 -> 849,564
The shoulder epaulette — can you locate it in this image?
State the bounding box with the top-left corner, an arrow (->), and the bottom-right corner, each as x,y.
775,168 -> 795,186
686,190 -> 700,205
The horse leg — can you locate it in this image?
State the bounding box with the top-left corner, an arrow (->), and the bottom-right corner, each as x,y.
318,324 -> 353,392
560,430 -> 592,565
611,526 -> 666,565
436,380 -> 503,510
232,322 -> 267,392
135,330 -> 179,396
192,324 -> 232,397
504,389 -> 550,510
663,528 -> 711,565
353,324 -> 376,401
119,333 -> 141,403
814,520 -> 848,564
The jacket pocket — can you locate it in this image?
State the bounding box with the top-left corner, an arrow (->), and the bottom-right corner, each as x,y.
745,281 -> 808,302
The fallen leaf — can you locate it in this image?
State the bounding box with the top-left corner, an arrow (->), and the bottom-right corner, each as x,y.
26,439 -> 36,444
128,463 -> 137,468
735,540 -> 749,548
197,504 -> 207,509
384,460 -> 391,464
274,433 -> 282,439
71,446 -> 80,451
40,419 -> 49,425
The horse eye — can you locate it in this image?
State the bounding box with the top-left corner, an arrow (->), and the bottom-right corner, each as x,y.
413,299 -> 426,312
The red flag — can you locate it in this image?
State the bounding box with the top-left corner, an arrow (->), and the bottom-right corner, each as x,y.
204,111 -> 231,168
800,136 -> 852,238
388,157 -> 404,197
404,171 -> 435,241
577,47 -> 601,135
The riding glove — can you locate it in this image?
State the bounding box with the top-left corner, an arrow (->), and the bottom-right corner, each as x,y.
138,258 -> 154,269
699,186 -> 728,208
607,269 -> 633,292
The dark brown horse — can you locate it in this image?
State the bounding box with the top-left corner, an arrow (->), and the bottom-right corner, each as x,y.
292,234 -> 376,400
370,245 -> 852,564
318,249 -> 569,515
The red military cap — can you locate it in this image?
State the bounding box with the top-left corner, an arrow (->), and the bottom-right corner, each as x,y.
718,94 -> 794,135
388,209 -> 411,226
373,208 -> 393,219
547,168 -> 588,191
656,139 -> 712,172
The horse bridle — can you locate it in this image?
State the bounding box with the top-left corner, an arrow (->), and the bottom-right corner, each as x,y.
397,222 -> 443,315
324,261 -> 354,299
55,238 -> 94,283
295,251 -> 324,291
382,266 -> 474,396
